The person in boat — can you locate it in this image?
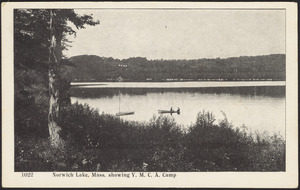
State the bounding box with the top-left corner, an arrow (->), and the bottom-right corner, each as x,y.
177,107 -> 180,114
170,107 -> 173,112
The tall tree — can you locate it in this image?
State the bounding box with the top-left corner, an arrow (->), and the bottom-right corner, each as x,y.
14,9 -> 99,147
48,9 -> 99,147
48,9 -> 61,147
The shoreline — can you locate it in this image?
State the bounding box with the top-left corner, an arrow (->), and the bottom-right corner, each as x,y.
71,81 -> 286,88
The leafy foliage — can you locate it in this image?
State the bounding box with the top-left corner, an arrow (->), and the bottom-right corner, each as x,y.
14,9 -> 99,138
16,105 -> 285,172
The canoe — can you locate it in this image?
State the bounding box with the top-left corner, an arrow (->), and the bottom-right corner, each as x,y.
158,110 -> 180,114
116,111 -> 135,116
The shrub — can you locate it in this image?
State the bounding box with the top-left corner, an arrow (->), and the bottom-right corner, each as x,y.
15,106 -> 285,172
14,69 -> 49,138
140,116 -> 188,171
15,68 -> 71,138
184,110 -> 285,171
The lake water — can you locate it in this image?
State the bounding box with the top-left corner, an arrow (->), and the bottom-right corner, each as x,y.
70,82 -> 285,136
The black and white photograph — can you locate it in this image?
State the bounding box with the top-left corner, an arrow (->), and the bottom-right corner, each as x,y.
2,2 -> 298,188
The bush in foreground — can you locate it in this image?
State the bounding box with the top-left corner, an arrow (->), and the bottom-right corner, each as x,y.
15,103 -> 285,171
184,111 -> 285,171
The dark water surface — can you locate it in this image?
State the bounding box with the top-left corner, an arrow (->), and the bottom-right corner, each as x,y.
71,84 -> 285,136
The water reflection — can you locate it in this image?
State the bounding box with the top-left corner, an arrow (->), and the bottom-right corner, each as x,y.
70,86 -> 285,136
71,86 -> 285,98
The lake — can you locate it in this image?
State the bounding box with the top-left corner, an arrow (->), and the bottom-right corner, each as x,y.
70,81 -> 285,136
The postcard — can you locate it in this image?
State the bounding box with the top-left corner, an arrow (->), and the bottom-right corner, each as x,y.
2,2 -> 298,188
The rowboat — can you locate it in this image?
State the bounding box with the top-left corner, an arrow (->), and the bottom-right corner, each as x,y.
158,110 -> 180,114
116,111 -> 135,116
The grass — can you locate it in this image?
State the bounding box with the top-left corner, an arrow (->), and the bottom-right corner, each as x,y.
15,103 -> 285,172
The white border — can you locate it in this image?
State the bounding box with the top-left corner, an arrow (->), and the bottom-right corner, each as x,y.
2,2 -> 298,188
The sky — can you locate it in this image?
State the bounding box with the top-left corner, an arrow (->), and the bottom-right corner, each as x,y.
64,9 -> 285,60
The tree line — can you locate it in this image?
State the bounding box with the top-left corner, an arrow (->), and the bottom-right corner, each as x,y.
66,54 -> 286,82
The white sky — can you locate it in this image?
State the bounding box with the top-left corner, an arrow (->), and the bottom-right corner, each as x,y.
64,9 -> 285,60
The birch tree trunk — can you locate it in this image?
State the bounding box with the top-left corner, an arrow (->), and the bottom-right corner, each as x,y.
48,9 -> 63,148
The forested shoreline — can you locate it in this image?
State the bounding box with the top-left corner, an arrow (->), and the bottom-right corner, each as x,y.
65,54 -> 285,82
14,9 -> 285,172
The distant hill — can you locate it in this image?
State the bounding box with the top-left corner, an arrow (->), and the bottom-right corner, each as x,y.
62,54 -> 285,82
